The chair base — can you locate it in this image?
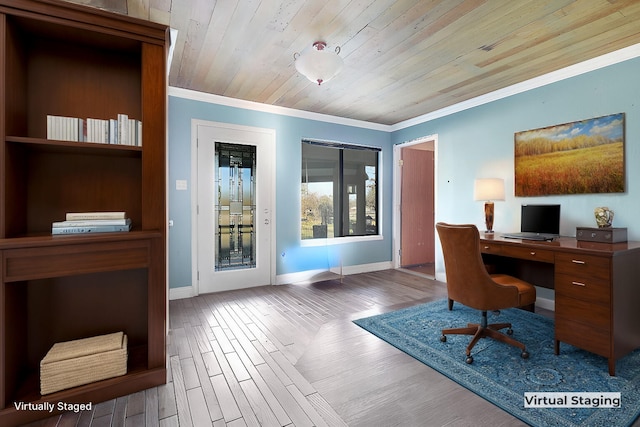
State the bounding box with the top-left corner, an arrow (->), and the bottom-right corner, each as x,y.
440,312 -> 529,363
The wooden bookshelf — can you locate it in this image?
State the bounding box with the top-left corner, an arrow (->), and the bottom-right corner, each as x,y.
0,1 -> 168,425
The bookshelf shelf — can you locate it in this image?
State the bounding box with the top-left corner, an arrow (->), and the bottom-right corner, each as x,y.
0,229 -> 161,248
0,0 -> 168,425
6,136 -> 143,156
12,344 -> 155,403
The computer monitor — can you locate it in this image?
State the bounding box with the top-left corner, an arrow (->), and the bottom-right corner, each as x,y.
521,204 -> 561,235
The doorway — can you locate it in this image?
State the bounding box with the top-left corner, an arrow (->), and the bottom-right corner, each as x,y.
393,136 -> 436,277
194,121 -> 275,293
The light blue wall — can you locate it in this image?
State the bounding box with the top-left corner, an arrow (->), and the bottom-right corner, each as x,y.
392,56 -> 640,285
169,56 -> 640,291
168,97 -> 392,289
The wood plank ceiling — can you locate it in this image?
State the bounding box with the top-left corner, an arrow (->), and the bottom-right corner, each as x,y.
66,0 -> 640,125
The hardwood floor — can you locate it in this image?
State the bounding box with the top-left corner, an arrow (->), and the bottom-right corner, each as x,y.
23,269 -> 603,427
400,263 -> 435,277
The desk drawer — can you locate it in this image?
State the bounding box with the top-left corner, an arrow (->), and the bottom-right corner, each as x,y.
498,245 -> 554,263
555,253 -> 610,281
480,242 -> 502,255
555,294 -> 610,330
555,273 -> 610,303
556,319 -> 610,357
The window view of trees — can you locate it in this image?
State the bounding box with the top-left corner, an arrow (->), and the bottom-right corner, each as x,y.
301,184 -> 334,238
301,140 -> 379,240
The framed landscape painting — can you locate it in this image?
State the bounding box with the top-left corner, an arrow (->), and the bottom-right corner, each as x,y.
514,113 -> 625,197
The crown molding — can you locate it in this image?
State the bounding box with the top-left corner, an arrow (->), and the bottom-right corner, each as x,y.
168,87 -> 392,132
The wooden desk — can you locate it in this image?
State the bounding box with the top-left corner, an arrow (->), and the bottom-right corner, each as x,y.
480,234 -> 640,375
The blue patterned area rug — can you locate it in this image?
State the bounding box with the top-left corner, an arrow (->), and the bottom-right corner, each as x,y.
353,299 -> 640,427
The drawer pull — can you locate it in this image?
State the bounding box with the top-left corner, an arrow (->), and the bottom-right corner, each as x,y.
484,246 -> 489,250
572,281 -> 586,287
572,259 -> 586,264
530,252 -> 536,256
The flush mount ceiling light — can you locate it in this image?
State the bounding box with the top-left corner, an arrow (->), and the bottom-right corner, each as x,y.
294,41 -> 343,85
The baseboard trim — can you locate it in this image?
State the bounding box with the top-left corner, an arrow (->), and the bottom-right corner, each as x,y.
170,261 -> 395,297
169,285 -> 196,300
342,261 -> 393,275
536,296 -> 555,312
276,261 -> 393,285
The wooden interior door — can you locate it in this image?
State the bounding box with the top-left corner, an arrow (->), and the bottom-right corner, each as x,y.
400,146 -> 435,267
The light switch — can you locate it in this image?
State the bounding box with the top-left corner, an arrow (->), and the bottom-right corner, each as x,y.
176,180 -> 187,190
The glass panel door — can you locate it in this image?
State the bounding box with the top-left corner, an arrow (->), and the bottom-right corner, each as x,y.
215,142 -> 256,271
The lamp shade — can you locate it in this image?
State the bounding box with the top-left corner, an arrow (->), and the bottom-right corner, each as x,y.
294,41 -> 343,85
474,178 -> 505,201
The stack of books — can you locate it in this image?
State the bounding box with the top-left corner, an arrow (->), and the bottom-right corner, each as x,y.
52,212 -> 132,235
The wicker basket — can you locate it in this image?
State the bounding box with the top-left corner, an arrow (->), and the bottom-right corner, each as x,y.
40,332 -> 127,395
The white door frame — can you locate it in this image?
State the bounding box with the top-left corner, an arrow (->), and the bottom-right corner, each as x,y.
392,134 -> 438,273
191,119 -> 276,295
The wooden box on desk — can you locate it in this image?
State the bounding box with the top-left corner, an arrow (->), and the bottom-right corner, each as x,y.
40,332 -> 128,395
576,227 -> 627,243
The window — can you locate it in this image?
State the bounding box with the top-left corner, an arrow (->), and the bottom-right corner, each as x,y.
301,139 -> 379,239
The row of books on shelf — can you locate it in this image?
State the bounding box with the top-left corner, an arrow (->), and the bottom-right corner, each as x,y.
52,212 -> 132,235
46,114 -> 142,146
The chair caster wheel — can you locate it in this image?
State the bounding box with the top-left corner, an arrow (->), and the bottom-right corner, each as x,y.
521,351 -> 529,359
440,335 -> 447,342
507,328 -> 513,335
465,355 -> 473,364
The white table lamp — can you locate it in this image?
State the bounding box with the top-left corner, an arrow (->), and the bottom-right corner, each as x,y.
474,178 -> 505,233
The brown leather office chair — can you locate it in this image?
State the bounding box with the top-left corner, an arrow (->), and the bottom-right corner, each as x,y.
436,222 -> 536,363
